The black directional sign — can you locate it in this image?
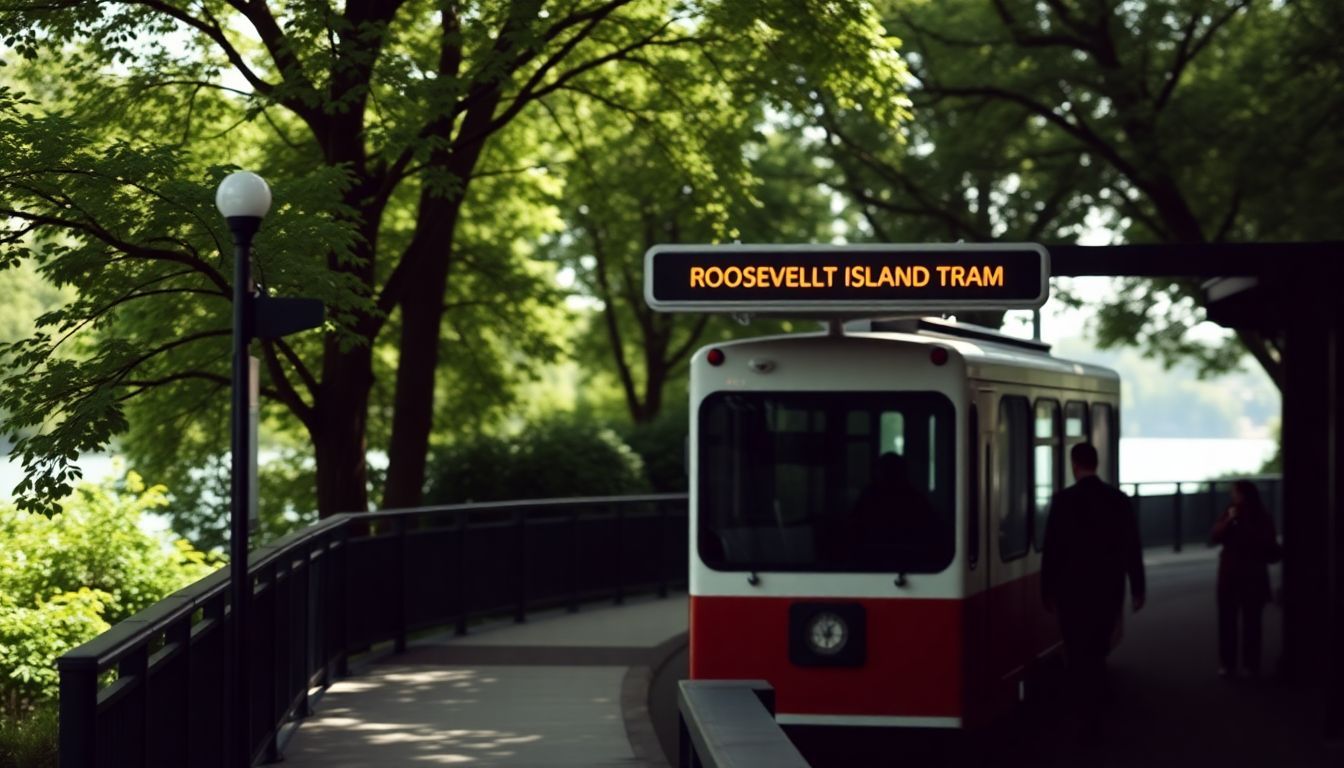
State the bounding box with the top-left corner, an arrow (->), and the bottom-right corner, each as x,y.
644,243 -> 1049,313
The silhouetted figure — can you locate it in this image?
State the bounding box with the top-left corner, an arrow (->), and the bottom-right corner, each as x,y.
849,452 -> 938,570
1211,479 -> 1281,678
1041,442 -> 1146,741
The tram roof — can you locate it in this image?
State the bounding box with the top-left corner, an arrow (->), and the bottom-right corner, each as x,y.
709,317 -> 1121,386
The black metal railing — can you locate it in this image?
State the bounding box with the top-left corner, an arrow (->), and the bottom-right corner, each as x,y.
56,494 -> 689,768
55,476 -> 1281,767
1122,476 -> 1282,553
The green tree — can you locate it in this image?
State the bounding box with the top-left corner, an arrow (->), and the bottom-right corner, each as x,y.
0,0 -> 909,525
540,10 -> 901,423
827,0 -> 1344,375
547,125 -> 848,423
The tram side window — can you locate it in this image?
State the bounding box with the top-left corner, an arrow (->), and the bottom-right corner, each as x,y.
997,396 -> 1031,561
968,405 -> 979,569
1033,399 -> 1061,551
1063,401 -> 1090,485
1091,402 -> 1118,483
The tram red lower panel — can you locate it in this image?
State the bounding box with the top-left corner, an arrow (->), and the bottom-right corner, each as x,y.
690,595 -> 963,719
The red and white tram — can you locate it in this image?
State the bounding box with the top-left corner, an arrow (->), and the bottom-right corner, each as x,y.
686,317 -> 1120,729
646,243 -> 1121,730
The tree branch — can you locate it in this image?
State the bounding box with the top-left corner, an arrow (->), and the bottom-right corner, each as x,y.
0,203 -> 232,295
127,1 -> 283,103
920,83 -> 1145,187
273,338 -> 320,400
480,27 -> 699,147
817,108 -> 984,238
665,314 -> 710,369
1156,1 -> 1253,111
1212,187 -> 1243,243
259,338 -> 315,426
990,0 -> 1095,53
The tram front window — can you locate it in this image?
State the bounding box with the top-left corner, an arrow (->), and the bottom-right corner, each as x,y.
698,391 -> 956,573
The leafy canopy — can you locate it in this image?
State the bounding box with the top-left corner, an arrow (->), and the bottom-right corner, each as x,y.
0,0 -> 911,523
829,0 -> 1344,379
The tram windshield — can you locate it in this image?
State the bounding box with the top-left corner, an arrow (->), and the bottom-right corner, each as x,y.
698,391 -> 956,573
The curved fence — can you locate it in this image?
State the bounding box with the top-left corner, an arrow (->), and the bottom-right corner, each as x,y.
55,478 -> 1278,767
56,494 -> 689,768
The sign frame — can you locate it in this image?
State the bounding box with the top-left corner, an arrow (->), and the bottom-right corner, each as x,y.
643,242 -> 1050,314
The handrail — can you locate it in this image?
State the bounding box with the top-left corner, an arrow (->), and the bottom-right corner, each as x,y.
677,680 -> 809,768
373,491 -> 689,518
57,492 -> 690,768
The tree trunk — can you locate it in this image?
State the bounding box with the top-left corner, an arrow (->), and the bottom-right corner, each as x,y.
313,340 -> 374,515
381,246 -> 453,510
380,83 -> 504,509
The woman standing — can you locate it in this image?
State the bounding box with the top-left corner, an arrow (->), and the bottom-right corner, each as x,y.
1210,480 -> 1281,678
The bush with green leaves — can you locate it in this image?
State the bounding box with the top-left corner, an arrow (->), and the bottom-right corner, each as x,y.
425,414 -> 650,504
619,399 -> 692,494
0,590 -> 109,716
0,471 -> 220,713
0,703 -> 57,768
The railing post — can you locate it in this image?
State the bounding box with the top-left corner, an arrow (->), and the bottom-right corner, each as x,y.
515,507 -> 528,623
1174,483 -> 1184,553
659,501 -> 670,599
614,503 -> 625,605
299,541 -> 314,718
168,608 -> 193,766
57,658 -> 98,768
1208,480 -> 1218,533
395,515 -> 408,653
569,508 -> 581,613
263,562 -> 282,763
119,641 -> 149,767
335,522 -> 350,677
456,509 -> 469,636
678,713 -> 701,768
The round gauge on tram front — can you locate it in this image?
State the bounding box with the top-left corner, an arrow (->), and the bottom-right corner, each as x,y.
806,611 -> 848,656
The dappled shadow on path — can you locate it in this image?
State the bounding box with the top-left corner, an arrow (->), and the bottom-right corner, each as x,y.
283,665 -> 640,767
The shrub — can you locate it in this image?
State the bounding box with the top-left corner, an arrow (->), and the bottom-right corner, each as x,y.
0,590 -> 109,712
619,401 -> 690,493
0,471 -> 221,713
0,704 -> 58,768
426,413 -> 650,503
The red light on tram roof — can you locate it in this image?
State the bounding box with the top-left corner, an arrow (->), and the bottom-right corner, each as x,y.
707,348 -> 725,366
930,346 -> 949,366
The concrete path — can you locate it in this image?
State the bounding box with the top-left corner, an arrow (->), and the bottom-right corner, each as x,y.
281,546 -> 1339,767
281,596 -> 687,768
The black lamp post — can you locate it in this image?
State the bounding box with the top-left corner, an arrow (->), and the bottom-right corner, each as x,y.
216,170 -> 271,768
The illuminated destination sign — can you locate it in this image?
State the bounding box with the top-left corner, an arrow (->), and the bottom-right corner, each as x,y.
644,243 -> 1050,313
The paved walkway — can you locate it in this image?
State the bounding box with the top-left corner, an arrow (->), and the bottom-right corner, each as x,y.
281,596 -> 687,768
280,546 -> 1338,767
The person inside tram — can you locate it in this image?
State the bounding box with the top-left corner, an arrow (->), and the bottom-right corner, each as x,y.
1210,479 -> 1281,679
848,452 -> 939,569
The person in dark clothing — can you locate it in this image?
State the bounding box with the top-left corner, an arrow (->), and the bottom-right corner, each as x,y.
848,452 -> 941,570
1041,442 -> 1146,739
1210,479 -> 1281,678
